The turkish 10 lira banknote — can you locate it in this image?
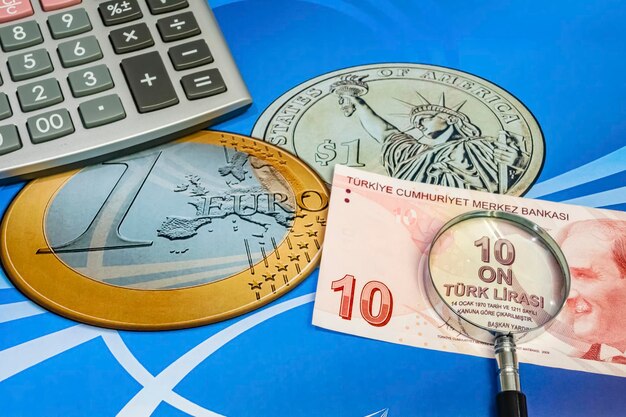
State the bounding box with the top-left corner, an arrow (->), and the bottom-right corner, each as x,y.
313,165 -> 626,377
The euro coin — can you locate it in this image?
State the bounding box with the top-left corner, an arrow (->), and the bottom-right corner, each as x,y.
1,131 -> 328,330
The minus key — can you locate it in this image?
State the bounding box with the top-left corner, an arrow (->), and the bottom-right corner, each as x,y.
168,39 -> 213,71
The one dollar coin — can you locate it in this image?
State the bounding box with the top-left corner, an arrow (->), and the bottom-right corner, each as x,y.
252,63 -> 544,196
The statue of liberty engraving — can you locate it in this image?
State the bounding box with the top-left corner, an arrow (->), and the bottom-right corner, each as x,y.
331,75 -> 531,194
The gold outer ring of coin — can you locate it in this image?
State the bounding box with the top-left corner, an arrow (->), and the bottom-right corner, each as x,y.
0,131 -> 329,330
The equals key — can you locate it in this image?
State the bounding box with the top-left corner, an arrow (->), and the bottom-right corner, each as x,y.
181,69 -> 227,100
168,39 -> 213,71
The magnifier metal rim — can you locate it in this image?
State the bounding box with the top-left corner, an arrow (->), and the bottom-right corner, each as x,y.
426,210 -> 571,340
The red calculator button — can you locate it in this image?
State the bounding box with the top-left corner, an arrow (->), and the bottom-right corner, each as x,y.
39,0 -> 81,12
0,0 -> 33,23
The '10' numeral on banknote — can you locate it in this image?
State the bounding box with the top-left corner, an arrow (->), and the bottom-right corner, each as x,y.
329,237 -> 528,329
331,275 -> 394,327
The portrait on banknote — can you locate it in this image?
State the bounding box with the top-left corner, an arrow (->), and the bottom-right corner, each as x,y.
313,165 -> 626,377
551,219 -> 626,364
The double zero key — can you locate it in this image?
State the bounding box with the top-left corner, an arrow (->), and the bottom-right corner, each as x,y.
121,51 -> 178,113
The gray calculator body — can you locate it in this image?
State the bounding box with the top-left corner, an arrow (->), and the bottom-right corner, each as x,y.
0,0 -> 251,182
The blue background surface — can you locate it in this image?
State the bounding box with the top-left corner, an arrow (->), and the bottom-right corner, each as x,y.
1,1 -> 625,416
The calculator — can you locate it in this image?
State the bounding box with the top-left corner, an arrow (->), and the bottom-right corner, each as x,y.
0,0 -> 252,182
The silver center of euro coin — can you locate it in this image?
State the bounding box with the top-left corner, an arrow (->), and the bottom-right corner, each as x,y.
252,64 -> 544,196
44,142 -> 295,290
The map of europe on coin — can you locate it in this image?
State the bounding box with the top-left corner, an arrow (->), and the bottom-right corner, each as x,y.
0,131 -> 328,330
252,64 -> 544,196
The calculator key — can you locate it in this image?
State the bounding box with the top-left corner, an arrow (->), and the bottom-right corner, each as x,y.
39,0 -> 81,12
0,93 -> 12,121
47,8 -> 91,39
146,0 -> 188,15
0,125 -> 22,156
109,22 -> 153,54
17,78 -> 64,112
156,12 -> 200,43
78,94 -> 126,128
99,0 -> 142,27
7,49 -> 53,81
57,35 -> 102,67
121,51 -> 179,113
168,39 -> 213,71
181,68 -> 226,100
27,109 -> 74,144
0,20 -> 43,52
0,0 -> 33,24
68,64 -> 114,97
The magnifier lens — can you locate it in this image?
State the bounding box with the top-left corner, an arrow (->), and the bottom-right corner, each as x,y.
427,212 -> 570,417
429,215 -> 567,337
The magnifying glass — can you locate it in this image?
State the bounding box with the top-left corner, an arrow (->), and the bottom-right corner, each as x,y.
426,210 -> 570,417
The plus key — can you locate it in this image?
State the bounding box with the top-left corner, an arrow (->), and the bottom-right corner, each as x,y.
121,51 -> 178,113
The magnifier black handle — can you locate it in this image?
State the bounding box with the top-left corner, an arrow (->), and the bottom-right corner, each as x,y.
496,390 -> 528,417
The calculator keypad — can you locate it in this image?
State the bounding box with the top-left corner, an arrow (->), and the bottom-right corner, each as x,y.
57,35 -> 102,67
0,0 -> 250,181
156,11 -> 199,42
68,64 -> 114,97
0,125 -> 22,155
121,51 -> 179,113
109,22 -> 153,54
40,0 -> 82,12
17,78 -> 64,112
99,0 -> 142,27
0,94 -> 12,120
146,0 -> 188,15
47,8 -> 91,39
27,108 -> 74,143
168,39 -> 213,71
0,0 -> 34,24
181,69 -> 226,100
0,20 -> 42,51
7,48 -> 54,81
78,94 -> 125,128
